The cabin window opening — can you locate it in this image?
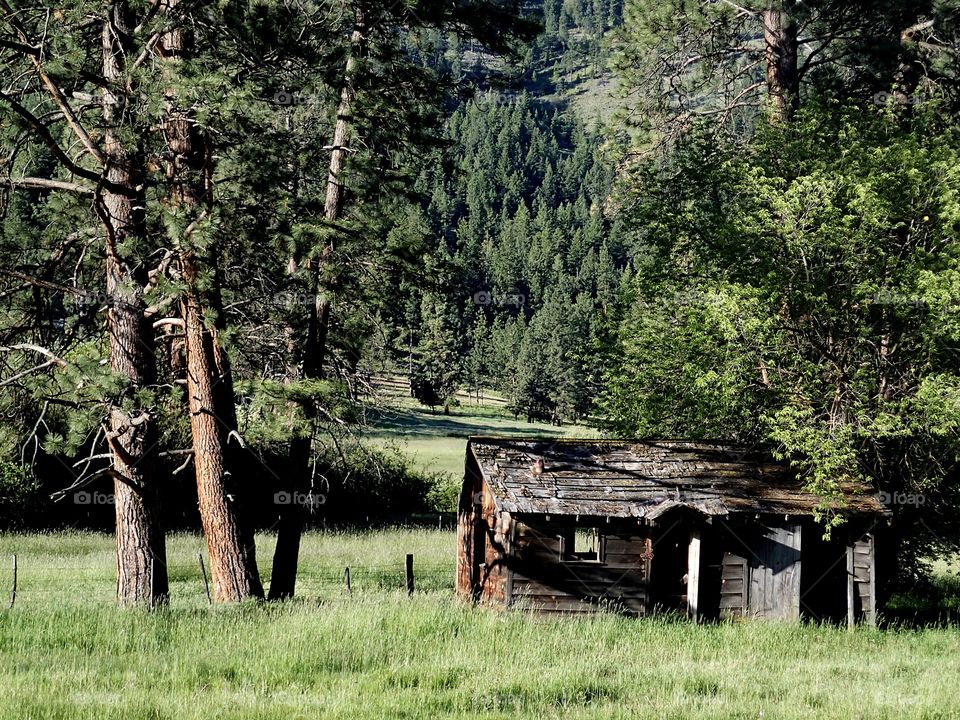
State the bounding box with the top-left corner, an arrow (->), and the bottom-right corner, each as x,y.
560,527 -> 604,563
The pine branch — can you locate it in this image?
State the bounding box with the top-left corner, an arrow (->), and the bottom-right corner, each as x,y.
0,268 -> 88,298
0,358 -> 60,387
0,175 -> 94,194
0,38 -> 39,56
0,343 -> 68,367
0,0 -> 105,165
32,66 -> 106,165
0,91 -> 127,193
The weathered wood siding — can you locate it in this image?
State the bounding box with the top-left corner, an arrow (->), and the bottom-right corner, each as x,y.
476,479 -> 511,605
719,546 -> 749,619
848,531 -> 876,627
717,520 -> 802,620
509,519 -> 652,614
748,522 -> 802,620
455,457 -> 482,600
456,458 -> 513,605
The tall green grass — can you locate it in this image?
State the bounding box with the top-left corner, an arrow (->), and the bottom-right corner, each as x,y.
0,531 -> 454,609
0,531 -> 958,719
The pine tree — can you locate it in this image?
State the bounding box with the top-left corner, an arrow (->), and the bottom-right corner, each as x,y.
0,0 -> 169,605
411,293 -> 462,411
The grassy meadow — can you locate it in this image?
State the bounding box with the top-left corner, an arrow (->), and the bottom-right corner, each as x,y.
360,376 -> 599,477
0,530 -> 959,719
0,389 -> 957,719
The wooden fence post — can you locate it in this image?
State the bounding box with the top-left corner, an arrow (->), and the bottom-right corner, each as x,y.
8,554 -> 16,610
198,552 -> 212,605
406,553 -> 414,596
344,566 -> 351,594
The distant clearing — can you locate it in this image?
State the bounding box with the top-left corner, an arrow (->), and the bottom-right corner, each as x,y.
360,376 -> 600,477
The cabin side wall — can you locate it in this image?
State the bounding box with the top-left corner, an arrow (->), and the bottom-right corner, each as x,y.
456,452 -> 483,600
509,517 -> 653,614
477,481 -> 512,605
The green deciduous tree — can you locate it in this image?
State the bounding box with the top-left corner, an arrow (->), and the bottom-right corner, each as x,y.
603,105 -> 960,578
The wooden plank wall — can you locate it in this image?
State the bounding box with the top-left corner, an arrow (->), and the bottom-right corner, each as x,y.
719,548 -> 749,619
718,521 -> 802,620
509,520 -> 653,614
748,523 -> 802,620
463,507 -> 862,623
455,457 -> 483,599
476,481 -> 511,605
847,532 -> 876,627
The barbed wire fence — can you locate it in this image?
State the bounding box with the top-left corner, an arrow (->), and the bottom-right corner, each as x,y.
2,551 -> 455,608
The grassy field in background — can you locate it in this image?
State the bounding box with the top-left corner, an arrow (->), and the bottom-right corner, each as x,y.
361,376 -> 600,477
0,531 -> 454,608
0,531 -> 959,719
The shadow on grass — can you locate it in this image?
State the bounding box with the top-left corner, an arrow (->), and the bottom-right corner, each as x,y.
366,407 -> 570,440
884,572 -> 960,629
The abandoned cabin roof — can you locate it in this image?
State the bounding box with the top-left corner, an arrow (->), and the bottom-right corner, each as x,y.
467,437 -> 888,519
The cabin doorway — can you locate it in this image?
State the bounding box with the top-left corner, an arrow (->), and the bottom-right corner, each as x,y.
649,520 -> 690,612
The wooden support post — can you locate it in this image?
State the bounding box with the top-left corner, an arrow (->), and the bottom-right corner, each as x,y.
846,543 -> 855,629
782,523 -> 802,621
8,554 -> 16,610
866,533 -> 876,627
198,552 -> 212,605
344,566 -> 351,594
687,530 -> 701,622
406,553 -> 414,596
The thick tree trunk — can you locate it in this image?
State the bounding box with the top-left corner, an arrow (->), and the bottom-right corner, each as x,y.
161,0 -> 264,601
101,3 -> 168,606
762,3 -> 799,122
267,434 -> 311,600
180,256 -> 264,601
268,15 -> 364,600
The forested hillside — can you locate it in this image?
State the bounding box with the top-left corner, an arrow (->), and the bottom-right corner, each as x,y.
379,95 -> 627,422
366,0 -> 630,424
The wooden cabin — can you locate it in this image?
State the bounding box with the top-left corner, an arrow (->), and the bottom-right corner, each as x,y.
457,438 -> 889,624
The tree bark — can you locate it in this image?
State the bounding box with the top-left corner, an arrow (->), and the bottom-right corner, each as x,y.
762,3 -> 799,122
161,0 -> 264,601
101,1 -> 168,607
268,12 -> 365,600
180,256 -> 264,601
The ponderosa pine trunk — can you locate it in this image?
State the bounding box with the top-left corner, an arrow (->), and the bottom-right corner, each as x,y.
101,1 -> 168,606
268,12 -> 365,600
161,0 -> 264,601
762,3 -> 799,122
180,254 -> 264,601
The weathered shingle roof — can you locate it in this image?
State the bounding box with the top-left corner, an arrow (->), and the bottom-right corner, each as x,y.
467,437 -> 887,519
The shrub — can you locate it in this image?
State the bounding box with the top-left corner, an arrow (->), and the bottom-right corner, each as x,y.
0,460 -> 41,529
